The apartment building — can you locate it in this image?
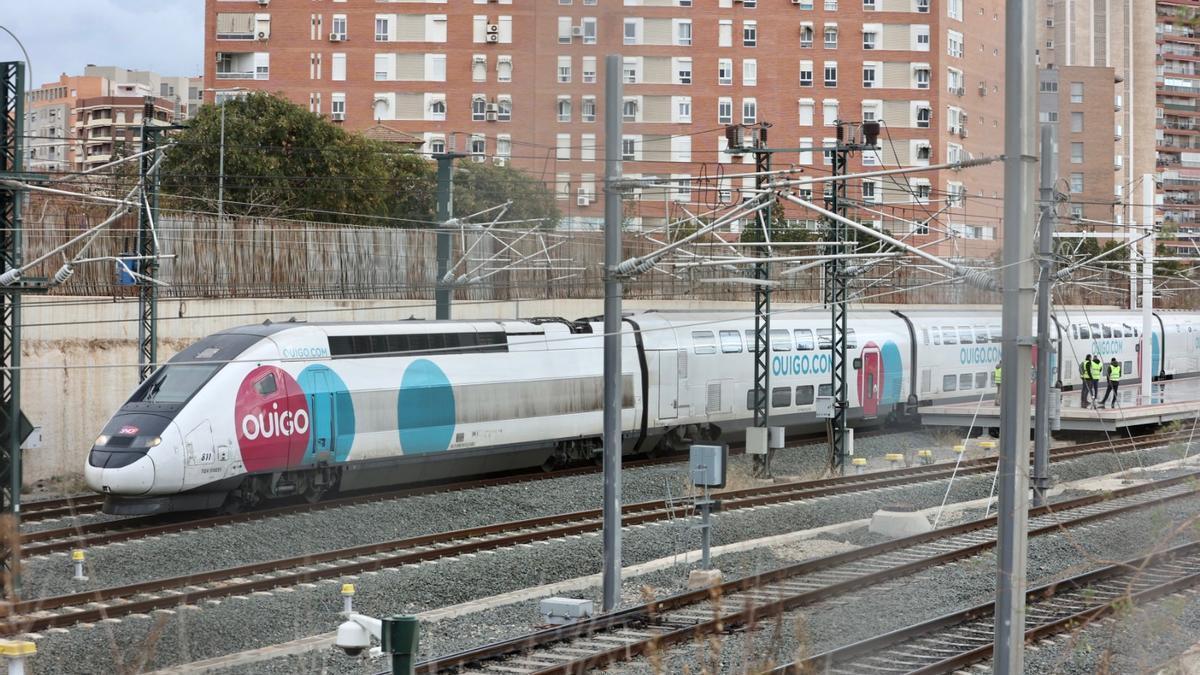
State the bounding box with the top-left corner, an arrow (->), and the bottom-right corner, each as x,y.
25,66 -> 202,172
1157,0 -> 1200,238
204,0 -> 1008,258
1036,0 -> 1156,231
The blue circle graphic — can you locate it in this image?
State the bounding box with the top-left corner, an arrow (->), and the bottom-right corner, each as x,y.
297,364 -> 356,463
881,341 -> 904,405
1152,331 -> 1161,377
397,359 -> 456,454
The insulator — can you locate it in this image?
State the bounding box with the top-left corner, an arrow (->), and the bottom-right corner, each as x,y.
0,268 -> 21,286
615,258 -> 642,276
955,266 -> 998,292
53,264 -> 75,285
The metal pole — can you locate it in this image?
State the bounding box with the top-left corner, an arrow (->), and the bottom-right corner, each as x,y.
136,98 -> 158,383
1141,174 -> 1155,400
827,125 -> 850,475
994,0 -> 1037,668
217,103 -> 225,220
434,153 -> 455,320
601,54 -> 624,613
1033,125 -> 1057,508
752,125 -> 772,479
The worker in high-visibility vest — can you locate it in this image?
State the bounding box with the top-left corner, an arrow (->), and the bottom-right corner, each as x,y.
1079,354 -> 1092,407
1098,358 -> 1122,408
1088,355 -> 1103,406
993,363 -> 1002,405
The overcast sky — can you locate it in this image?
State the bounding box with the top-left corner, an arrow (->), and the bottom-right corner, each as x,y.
1,1 -> 203,87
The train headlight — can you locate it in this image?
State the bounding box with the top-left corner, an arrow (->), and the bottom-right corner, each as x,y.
94,434 -> 110,447
148,436 -> 162,447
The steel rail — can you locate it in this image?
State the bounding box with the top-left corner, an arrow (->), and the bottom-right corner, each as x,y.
1,430 -> 1188,636
413,471 -> 1200,674
777,539 -> 1200,674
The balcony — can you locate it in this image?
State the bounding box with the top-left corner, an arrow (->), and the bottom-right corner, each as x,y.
215,52 -> 265,80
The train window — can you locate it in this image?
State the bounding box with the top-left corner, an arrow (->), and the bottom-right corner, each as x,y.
351,335 -> 373,354
132,365 -> 221,404
427,333 -> 447,352
958,326 -> 973,344
847,329 -> 858,349
370,335 -> 390,354
692,331 -> 717,354
330,331 -> 508,357
772,387 -> 792,408
974,326 -> 989,343
1102,325 -> 1112,339
941,327 -> 958,345
975,372 -> 988,389
720,330 -> 743,353
921,328 -> 929,345
930,326 -> 941,346
795,329 -> 816,351
818,383 -> 832,397
1112,325 -> 1123,338
959,373 -> 973,389
1078,323 -> 1090,339
254,373 -> 278,396
817,328 -> 832,349
1070,325 -> 1079,340
1090,323 -> 1101,339
745,330 -> 756,347
943,374 -> 957,391
796,385 -> 815,406
1124,360 -> 1133,374
770,329 -> 792,352
477,332 -> 509,352
989,324 -> 1001,342
746,390 -> 756,411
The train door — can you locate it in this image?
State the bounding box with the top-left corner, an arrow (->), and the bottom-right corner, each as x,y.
306,369 -> 334,464
183,420 -> 215,487
858,343 -> 881,417
657,351 -> 679,420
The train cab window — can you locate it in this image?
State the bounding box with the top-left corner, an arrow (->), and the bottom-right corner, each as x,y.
818,383 -> 832,397
847,329 -> 858,349
253,373 -> 277,396
1078,323 -> 1090,339
796,385 -> 815,406
975,372 -> 988,389
1102,325 -> 1112,339
930,326 -> 941,345
974,326 -> 989,343
989,324 -> 1002,342
692,331 -> 716,354
817,328 -> 833,349
795,329 -> 816,351
958,326 -> 973,344
131,364 -> 221,405
720,330 -> 743,353
941,327 -> 958,345
770,329 -> 792,352
771,387 -> 792,408
943,374 -> 957,391
959,373 -> 973,389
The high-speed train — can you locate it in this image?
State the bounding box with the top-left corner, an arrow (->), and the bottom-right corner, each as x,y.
85,309 -> 1200,515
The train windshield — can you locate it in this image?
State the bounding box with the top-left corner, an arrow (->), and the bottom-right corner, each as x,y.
131,365 -> 221,404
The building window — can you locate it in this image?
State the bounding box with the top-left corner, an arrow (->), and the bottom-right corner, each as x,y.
862,64 -> 876,88
557,97 -> 571,122
331,15 -> 347,39
718,58 -> 733,85
624,19 -> 639,45
623,98 -> 638,121
472,97 -> 487,121
622,136 -> 637,161
331,93 -> 345,121
915,68 -> 930,89
823,99 -> 838,126
1070,111 -> 1084,133
718,20 -> 733,47
497,57 -> 513,82
472,56 -> 487,82
743,59 -> 757,86
917,0 -> 929,12
916,106 -> 931,128
1070,172 -> 1084,193
676,98 -> 692,122
861,180 -> 877,202
1070,81 -> 1084,103
742,98 -> 757,124
947,30 -> 963,57
676,20 -> 692,46
582,96 -> 597,122
823,62 -> 838,87
430,138 -> 446,154
743,21 -> 757,47
864,0 -> 876,8
718,97 -> 733,124
824,25 -> 838,49
623,59 -> 639,84
1070,141 -> 1083,163
558,56 -> 572,83
799,60 -> 813,87
582,57 -> 597,83
470,135 -> 486,158
375,17 -> 389,42
800,25 -> 814,48
497,97 -> 512,121
1039,80 -> 1058,93
863,30 -> 877,50
582,17 -> 597,44
675,57 -> 693,84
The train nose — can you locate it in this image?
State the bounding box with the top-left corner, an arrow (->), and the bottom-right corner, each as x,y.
85,420 -> 182,496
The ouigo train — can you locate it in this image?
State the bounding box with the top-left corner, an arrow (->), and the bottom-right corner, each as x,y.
86,309 -> 1200,515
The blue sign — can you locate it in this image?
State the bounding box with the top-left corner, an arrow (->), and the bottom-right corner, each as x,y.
772,353 -> 832,377
960,345 -> 1000,366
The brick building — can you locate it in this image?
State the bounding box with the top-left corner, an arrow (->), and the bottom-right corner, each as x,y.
1157,0 -> 1200,239
204,0 -> 1021,258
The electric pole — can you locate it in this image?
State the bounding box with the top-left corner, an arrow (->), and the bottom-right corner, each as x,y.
601,54 -> 624,612
1033,124 -> 1057,507
750,124 -> 772,479
138,97 -> 162,382
433,148 -> 467,321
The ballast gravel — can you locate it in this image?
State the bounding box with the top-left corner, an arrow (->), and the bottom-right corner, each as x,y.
19,441 -> 1196,674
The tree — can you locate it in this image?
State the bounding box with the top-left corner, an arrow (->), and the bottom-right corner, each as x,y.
451,159 -> 559,228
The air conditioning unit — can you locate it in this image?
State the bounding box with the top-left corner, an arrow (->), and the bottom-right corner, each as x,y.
978,84 -> 987,96
485,103 -> 499,113
955,87 -> 965,96
571,26 -> 584,37
257,30 -> 269,40
486,33 -> 500,43
329,33 -> 345,42
577,195 -> 591,206
493,156 -> 507,166
485,111 -> 498,122
960,127 -> 968,138
486,23 -> 500,33
792,0 -> 804,4
331,112 -> 345,121
257,0 -> 269,5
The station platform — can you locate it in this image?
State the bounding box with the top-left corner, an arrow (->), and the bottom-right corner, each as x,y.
918,377 -> 1200,432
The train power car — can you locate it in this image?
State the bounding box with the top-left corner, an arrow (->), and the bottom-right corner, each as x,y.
86,309 -> 1199,515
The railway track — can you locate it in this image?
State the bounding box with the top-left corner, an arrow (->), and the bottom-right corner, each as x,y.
16,428 -> 1187,560
775,538 -> 1200,674
2,432 -> 1193,637
413,471 -> 1200,675
19,495 -> 106,522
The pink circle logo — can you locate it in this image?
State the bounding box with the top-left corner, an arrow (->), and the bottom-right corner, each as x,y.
235,365 -> 310,472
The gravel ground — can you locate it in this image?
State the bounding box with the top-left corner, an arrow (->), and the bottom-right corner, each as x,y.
16,441 -> 1195,674
16,430 -> 944,600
